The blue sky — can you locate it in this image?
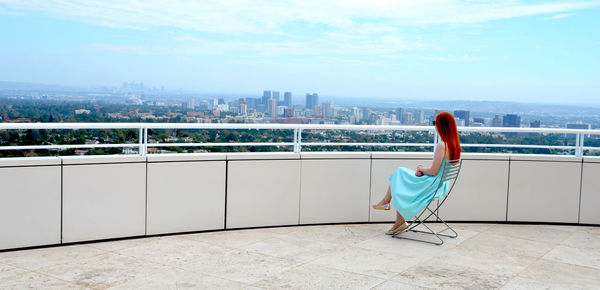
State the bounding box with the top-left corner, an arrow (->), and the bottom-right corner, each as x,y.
0,0 -> 599,104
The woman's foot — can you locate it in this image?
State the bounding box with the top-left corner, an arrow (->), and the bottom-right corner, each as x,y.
386,222 -> 408,235
372,203 -> 390,210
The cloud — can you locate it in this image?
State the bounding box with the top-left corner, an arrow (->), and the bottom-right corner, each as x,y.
1,0 -> 598,34
550,13 -> 576,19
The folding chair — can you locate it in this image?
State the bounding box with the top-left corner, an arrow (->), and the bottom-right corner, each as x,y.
393,159 -> 462,245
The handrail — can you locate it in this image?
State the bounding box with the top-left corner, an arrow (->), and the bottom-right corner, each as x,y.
1,123 -> 599,157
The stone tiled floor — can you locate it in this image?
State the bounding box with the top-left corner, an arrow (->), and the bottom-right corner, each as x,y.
1,223 -> 599,289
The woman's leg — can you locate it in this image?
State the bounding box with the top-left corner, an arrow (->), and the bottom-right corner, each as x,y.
390,211 -> 407,231
376,186 -> 392,206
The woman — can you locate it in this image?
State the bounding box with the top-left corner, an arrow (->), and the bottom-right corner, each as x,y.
372,112 -> 462,235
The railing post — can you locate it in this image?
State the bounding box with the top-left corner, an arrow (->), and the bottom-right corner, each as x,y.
138,127 -> 144,156
293,128 -> 299,153
433,129 -> 439,151
143,127 -> 148,156
297,129 -> 302,153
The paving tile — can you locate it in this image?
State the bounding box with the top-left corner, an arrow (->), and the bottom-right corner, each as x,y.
544,245 -> 600,270
179,228 -> 279,249
241,234 -> 342,264
0,245 -> 107,271
0,263 -> 29,281
485,224 -> 573,245
181,249 -> 297,284
37,252 -> 167,289
87,237 -> 160,252
285,224 -> 380,246
560,231 -> 600,251
393,260 -> 513,289
108,268 -> 259,290
0,271 -> 85,289
355,234 -> 457,259
577,226 -> 600,236
116,236 -> 231,267
455,232 -> 555,260
253,263 -> 385,290
504,258 -> 600,289
309,247 -> 421,279
371,279 -> 434,290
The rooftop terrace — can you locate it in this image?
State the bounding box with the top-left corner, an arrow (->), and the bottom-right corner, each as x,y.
1,223 -> 599,289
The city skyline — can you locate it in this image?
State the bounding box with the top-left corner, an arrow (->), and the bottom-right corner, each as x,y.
0,1 -> 599,104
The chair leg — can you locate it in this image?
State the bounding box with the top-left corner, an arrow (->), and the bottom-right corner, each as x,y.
392,209 -> 458,245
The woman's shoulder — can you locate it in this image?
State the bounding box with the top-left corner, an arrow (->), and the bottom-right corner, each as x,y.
436,141 -> 447,150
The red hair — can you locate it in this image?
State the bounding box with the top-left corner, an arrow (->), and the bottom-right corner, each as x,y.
435,112 -> 461,160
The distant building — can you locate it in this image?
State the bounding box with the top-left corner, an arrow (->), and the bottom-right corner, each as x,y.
305,93 -> 319,110
473,117 -> 486,126
503,114 -> 521,127
262,90 -> 271,105
492,115 -> 502,127
396,108 -> 409,124
272,91 -> 280,103
529,120 -> 541,136
283,92 -> 292,107
454,110 -> 470,126
415,110 -> 424,125
268,98 -> 277,116
240,101 -> 248,115
567,122 -> 591,138
284,108 -> 294,117
75,109 -> 91,115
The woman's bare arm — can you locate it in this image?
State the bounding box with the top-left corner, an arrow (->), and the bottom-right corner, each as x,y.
417,142 -> 446,176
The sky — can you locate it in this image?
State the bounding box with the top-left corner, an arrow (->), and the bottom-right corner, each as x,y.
0,0 -> 599,104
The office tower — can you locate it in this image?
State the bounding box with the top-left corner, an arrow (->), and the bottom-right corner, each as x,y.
362,108 -> 371,122
283,92 -> 292,107
240,101 -> 247,115
305,93 -> 319,110
352,107 -> 361,122
218,98 -> 225,105
503,114 -> 521,127
262,90 -> 271,105
321,101 -> 334,118
434,109 -> 445,115
415,110 -> 424,124
454,110 -> 470,126
567,122 -> 591,137
473,117 -> 485,125
492,115 -> 502,127
268,98 -> 277,116
396,108 -> 409,124
529,120 -> 541,136
284,108 -> 294,117
530,120 -> 541,128
211,98 -> 218,106
272,91 -> 280,103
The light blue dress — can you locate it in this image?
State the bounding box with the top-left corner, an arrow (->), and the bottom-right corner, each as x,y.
389,158 -> 449,220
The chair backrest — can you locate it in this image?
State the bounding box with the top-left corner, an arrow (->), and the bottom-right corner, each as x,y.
441,159 -> 462,183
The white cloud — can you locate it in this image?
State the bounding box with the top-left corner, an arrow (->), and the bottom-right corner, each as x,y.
551,13 -> 576,19
1,0 -> 598,34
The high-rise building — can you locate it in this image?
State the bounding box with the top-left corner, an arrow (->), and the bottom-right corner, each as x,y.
492,115 -> 503,127
530,120 -> 541,128
284,108 -> 294,117
415,110 -> 424,125
305,93 -> 319,110
396,108 -> 409,124
268,98 -> 277,116
283,92 -> 292,107
321,101 -> 334,118
240,101 -> 247,115
272,91 -> 280,103
567,122 -> 591,137
262,90 -> 271,105
454,110 -> 470,126
503,114 -> 521,127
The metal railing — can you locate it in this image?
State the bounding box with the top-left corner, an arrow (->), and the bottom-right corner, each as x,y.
1,123 -> 599,157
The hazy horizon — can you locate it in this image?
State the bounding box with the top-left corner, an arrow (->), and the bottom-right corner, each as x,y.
1,1 -> 599,104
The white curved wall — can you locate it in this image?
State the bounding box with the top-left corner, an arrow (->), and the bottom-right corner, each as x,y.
1,153 -> 599,251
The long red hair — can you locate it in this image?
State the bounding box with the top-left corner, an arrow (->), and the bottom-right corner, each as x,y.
435,112 -> 461,160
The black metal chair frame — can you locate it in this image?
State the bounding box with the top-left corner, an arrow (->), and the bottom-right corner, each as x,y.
392,159 -> 463,245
